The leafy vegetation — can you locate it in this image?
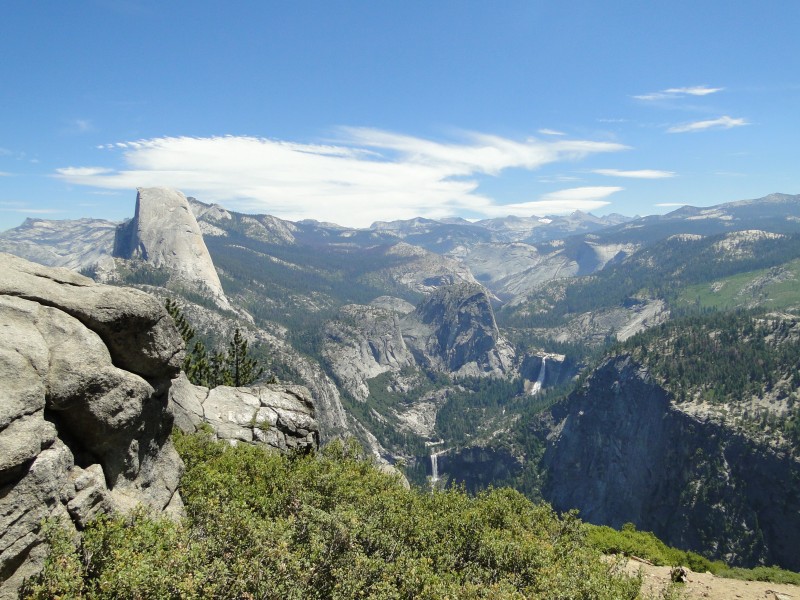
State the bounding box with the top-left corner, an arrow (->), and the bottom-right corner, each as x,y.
23,433 -> 644,599
587,523 -> 725,573
586,522 -> 800,586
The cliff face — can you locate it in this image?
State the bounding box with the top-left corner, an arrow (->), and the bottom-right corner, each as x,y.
0,253 -> 185,597
114,187 -> 229,308
542,355 -> 800,570
322,304 -> 415,402
402,283 -> 514,377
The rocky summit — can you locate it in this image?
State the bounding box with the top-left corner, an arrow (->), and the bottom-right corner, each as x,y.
402,282 -> 515,376
114,187 -> 230,308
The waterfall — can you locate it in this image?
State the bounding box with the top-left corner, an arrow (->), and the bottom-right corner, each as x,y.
530,357 -> 546,395
431,452 -> 439,483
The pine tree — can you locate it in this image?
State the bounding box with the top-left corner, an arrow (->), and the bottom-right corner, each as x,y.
225,328 -> 264,387
165,298 -> 197,374
165,299 -> 265,388
186,340 -> 212,388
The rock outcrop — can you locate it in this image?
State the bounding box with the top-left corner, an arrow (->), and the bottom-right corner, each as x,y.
170,374 -> 318,452
402,283 -> 514,376
541,355 -> 800,570
0,253 -> 185,597
322,304 -> 415,401
114,187 -> 230,308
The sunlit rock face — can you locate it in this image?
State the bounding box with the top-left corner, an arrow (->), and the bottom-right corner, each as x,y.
114,187 -> 230,308
0,254 -> 185,597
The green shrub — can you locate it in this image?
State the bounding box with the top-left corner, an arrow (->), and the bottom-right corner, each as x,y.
23,432 -> 643,599
586,523 -> 724,574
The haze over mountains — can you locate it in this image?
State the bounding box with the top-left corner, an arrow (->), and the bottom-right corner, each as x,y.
3,187 -> 800,570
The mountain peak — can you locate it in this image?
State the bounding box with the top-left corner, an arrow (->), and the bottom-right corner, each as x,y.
115,187 -> 229,308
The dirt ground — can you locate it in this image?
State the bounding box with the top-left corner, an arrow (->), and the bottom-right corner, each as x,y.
623,558 -> 799,600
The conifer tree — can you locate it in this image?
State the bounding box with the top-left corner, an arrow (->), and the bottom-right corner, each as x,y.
225,328 -> 264,387
165,298 -> 197,374
165,300 -> 265,388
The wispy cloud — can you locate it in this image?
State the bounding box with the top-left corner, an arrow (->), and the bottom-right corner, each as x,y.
593,168 -> 675,179
64,118 -> 96,134
664,86 -> 723,96
486,187 -> 623,217
634,85 -> 723,101
56,131 -> 628,226
538,128 -> 566,136
667,116 -> 748,133
0,171 -> 12,177
0,207 -> 64,214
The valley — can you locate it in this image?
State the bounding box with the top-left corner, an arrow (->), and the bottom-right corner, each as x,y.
3,187 -> 800,573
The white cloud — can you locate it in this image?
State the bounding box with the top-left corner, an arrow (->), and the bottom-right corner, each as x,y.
663,86 -> 723,96
667,116 -> 748,133
593,168 -> 675,179
485,187 -> 622,217
634,85 -> 723,101
0,171 -> 11,177
538,128 -> 566,136
55,131 -> 628,226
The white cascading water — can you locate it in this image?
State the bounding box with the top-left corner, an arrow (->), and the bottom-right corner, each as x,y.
431,452 -> 439,483
430,449 -> 449,487
530,357 -> 546,395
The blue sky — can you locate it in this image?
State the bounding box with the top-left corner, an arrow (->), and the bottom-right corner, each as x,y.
2,1 -> 799,229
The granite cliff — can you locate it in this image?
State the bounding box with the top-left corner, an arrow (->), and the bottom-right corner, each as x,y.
114,187 -> 230,308
541,355 -> 800,570
402,282 -> 514,376
0,253 -> 185,596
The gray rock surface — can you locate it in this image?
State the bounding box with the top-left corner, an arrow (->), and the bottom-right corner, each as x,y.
322,304 -> 415,401
0,255 -> 185,598
402,283 -> 514,376
115,187 -> 230,308
170,373 -> 318,452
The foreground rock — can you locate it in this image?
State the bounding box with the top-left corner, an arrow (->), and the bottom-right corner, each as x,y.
0,253 -> 185,597
170,374 -> 318,452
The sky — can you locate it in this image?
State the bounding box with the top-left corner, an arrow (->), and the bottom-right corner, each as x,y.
2,1 -> 800,230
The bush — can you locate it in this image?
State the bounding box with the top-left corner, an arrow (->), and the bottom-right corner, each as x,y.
23,433 -> 643,599
587,523 -> 724,574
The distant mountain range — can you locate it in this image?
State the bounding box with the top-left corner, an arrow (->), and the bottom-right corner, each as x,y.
4,189 -> 800,569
